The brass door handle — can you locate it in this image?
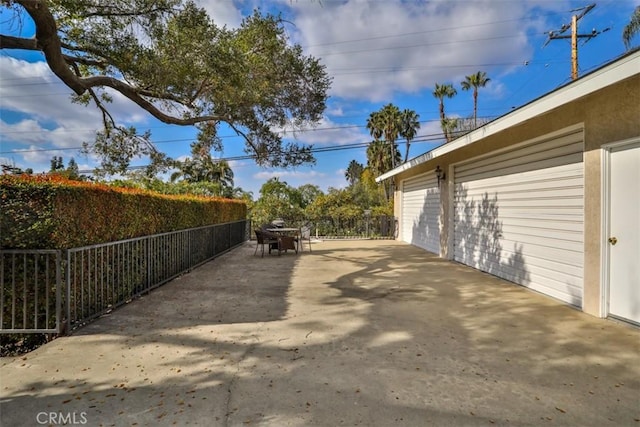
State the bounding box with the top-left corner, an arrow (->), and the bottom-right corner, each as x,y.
608,237 -> 618,245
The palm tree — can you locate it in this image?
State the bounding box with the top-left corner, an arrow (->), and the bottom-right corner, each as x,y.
461,71 -> 491,129
366,139 -> 394,200
432,83 -> 457,141
367,104 -> 403,169
171,155 -> 234,189
623,6 -> 640,50
441,117 -> 459,142
366,111 -> 384,141
345,160 -> 365,186
399,109 -> 420,163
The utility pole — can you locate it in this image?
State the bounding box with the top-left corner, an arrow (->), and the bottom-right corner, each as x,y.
544,3 -> 609,80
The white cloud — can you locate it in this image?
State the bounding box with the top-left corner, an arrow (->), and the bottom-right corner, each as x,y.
0,57 -> 172,172
196,0 -> 243,28
283,0 -> 554,101
283,117 -> 368,146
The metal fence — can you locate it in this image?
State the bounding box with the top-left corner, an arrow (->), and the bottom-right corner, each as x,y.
313,215 -> 397,239
1,220 -> 248,335
1,250 -> 62,333
264,215 -> 397,239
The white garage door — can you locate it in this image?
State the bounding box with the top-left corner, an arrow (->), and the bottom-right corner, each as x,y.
454,128 -> 584,306
402,173 -> 440,254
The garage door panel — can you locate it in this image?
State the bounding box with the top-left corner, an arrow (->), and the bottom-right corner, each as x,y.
455,131 -> 583,182
457,154 -> 583,183
499,219 -> 583,234
454,250 -> 582,297
530,281 -> 582,306
500,224 -> 584,241
454,129 -> 584,306
402,174 -> 440,254
456,130 -> 582,173
455,238 -> 583,269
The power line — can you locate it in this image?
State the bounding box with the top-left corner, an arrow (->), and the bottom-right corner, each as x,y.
75,132 -> 453,174
543,3 -> 610,80
0,113 -> 502,153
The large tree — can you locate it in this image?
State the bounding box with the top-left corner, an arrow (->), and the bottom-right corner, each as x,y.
0,1 -> 331,172
432,83 -> 457,142
461,71 -> 491,129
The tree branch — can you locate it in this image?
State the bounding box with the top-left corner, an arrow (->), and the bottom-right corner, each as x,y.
17,0 -> 86,95
81,75 -> 224,126
0,34 -> 38,50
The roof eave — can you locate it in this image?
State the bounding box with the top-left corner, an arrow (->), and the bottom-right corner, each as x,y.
376,49 -> 640,183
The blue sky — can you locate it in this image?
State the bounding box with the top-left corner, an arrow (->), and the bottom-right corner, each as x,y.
1,0 -> 638,197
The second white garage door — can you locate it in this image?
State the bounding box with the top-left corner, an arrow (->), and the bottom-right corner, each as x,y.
453,128 -> 584,306
402,173 -> 440,254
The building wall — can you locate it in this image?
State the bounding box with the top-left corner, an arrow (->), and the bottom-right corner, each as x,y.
393,74 -> 640,317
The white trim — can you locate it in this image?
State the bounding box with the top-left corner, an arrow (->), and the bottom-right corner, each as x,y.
377,50 -> 639,182
600,136 -> 640,319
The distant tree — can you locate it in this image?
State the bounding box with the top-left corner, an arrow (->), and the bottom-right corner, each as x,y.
399,109 -> 420,162
1,162 -> 32,175
350,168 -> 388,211
305,188 -> 361,221
50,156 -> 64,172
1,2 -> 330,172
251,178 -> 305,226
345,160 -> 365,186
65,157 -> 80,179
441,117 -> 459,142
623,6 -> 640,49
297,184 -> 323,209
432,83 -> 457,142
461,71 -> 491,129
47,156 -> 86,180
171,155 -> 234,194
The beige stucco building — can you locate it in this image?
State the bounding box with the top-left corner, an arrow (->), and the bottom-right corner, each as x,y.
378,49 -> 640,324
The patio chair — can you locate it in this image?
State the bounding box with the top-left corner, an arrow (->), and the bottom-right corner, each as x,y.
254,229 -> 279,257
277,235 -> 298,254
297,224 -> 312,252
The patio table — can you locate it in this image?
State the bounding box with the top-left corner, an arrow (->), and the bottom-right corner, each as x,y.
267,228 -> 300,253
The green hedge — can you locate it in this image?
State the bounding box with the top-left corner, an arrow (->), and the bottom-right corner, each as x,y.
1,175 -> 247,249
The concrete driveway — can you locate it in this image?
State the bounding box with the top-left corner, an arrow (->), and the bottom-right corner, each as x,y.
1,240 -> 639,426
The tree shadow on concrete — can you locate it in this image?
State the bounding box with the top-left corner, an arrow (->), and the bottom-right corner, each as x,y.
2,241 -> 639,427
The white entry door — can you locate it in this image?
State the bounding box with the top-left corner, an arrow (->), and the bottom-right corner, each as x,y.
608,142 -> 640,325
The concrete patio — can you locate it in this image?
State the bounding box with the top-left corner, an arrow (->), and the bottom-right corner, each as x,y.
1,240 -> 639,426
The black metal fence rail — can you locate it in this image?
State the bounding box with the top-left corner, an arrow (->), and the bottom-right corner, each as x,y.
0,250 -> 62,333
1,220 -> 248,335
260,215 -> 397,239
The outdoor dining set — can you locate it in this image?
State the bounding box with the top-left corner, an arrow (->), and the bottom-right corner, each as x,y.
254,220 -> 313,257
